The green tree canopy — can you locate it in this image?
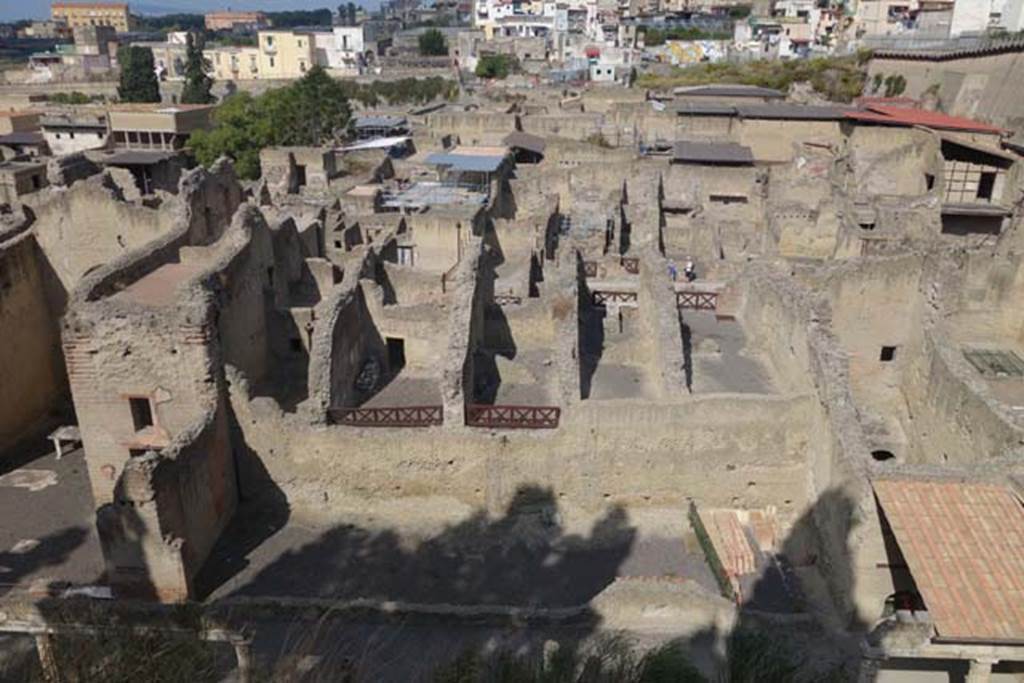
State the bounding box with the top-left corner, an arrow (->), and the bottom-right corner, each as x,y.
188,66 -> 352,180
117,46 -> 160,103
475,54 -> 516,79
419,28 -> 449,56
180,33 -> 214,105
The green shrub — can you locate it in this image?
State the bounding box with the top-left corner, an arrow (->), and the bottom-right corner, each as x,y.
475,54 -> 517,79
419,28 -> 449,56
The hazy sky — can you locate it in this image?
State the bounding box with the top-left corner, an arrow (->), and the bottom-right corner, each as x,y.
2,1 -> 367,23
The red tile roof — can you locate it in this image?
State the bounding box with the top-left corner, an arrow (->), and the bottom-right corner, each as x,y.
873,479 -> 1024,643
846,105 -> 1005,135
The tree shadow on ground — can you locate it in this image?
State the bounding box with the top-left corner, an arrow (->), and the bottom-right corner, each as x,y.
0,526 -> 89,600
398,487 -> 874,683
226,484 -> 635,608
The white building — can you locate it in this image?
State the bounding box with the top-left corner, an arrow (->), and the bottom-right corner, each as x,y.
949,0 -> 1002,35
312,26 -> 366,73
1004,0 -> 1024,31
40,112 -> 109,156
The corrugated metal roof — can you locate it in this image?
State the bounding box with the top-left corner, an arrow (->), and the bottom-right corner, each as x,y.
736,104 -> 853,120
847,105 -> 1005,134
671,102 -> 738,116
0,132 -> 46,146
425,151 -> 506,173
99,150 -> 179,165
672,141 -> 754,165
339,136 -> 411,152
354,115 -> 408,129
873,478 -> 1024,643
503,131 -> 547,155
674,84 -> 785,99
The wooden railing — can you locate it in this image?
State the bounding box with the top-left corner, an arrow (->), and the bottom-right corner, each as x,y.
582,261 -> 598,277
494,294 -> 522,306
621,257 -> 639,274
676,291 -> 718,311
465,404 -> 561,429
330,405 -> 443,427
592,290 -> 638,306
440,259 -> 460,293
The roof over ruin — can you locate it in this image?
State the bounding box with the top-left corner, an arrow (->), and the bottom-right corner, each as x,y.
672,141 -> 754,165
846,105 -> 1005,135
354,115 -> 408,129
0,132 -> 46,146
673,84 -> 785,99
736,104 -> 854,120
503,131 -> 547,155
339,136 -> 411,152
97,150 -> 180,166
940,134 -> 1018,163
424,149 -> 507,173
873,478 -> 1024,644
671,102 -> 739,116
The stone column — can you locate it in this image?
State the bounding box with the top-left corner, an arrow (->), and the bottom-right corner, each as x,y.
966,657 -> 997,683
34,633 -> 60,683
232,635 -> 254,683
856,657 -> 882,683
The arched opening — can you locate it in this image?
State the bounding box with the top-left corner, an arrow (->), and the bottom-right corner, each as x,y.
871,449 -> 895,462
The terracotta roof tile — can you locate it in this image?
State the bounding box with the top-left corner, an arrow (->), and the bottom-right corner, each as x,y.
846,105 -> 1005,134
873,479 -> 1024,643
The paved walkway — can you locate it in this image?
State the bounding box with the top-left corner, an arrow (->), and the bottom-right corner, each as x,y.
0,441 -> 104,599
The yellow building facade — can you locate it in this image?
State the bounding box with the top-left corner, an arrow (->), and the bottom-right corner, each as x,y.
256,31 -> 314,79
205,46 -> 262,81
51,2 -> 134,32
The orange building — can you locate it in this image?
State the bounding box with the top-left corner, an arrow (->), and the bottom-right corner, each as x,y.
204,11 -> 270,31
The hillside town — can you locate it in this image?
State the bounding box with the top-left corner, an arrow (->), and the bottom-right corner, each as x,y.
1,0 -> 1024,681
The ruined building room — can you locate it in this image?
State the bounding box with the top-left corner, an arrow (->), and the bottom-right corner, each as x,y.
2,85 -> 1024,682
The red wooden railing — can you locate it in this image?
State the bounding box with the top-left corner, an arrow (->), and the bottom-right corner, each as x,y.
621,257 -> 639,274
592,290 -> 638,305
330,405 -> 443,427
582,261 -> 598,277
494,294 -> 522,305
676,291 -> 718,311
440,259 -> 460,293
465,404 -> 561,429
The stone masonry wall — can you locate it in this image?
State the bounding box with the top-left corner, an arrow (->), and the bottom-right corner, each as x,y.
0,231 -> 66,453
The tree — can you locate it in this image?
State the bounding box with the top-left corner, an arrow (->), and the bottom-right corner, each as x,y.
180,33 -> 214,104
475,54 -> 516,79
280,65 -> 352,145
339,1 -> 358,25
188,66 -> 352,180
418,28 -> 448,56
883,73 -> 906,97
117,46 -> 160,103
189,92 -> 266,179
